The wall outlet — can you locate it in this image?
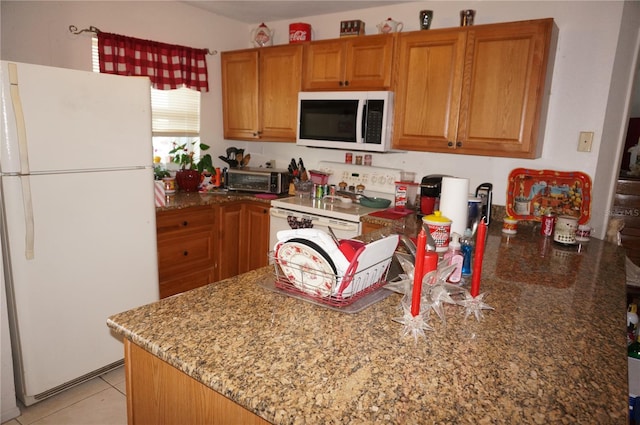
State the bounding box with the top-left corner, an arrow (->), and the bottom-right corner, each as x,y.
578,131 -> 594,152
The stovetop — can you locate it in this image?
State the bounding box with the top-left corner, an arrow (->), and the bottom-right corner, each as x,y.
271,161 -> 405,222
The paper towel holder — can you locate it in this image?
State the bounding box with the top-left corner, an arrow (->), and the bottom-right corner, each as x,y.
475,183 -> 493,225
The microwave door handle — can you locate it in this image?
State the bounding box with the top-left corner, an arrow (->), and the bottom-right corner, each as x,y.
360,101 -> 367,143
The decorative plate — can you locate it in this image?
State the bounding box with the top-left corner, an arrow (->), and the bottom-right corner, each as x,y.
275,238 -> 337,297
506,168 -> 592,224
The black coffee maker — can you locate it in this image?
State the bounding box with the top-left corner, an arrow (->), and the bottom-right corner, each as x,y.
420,175 -> 447,215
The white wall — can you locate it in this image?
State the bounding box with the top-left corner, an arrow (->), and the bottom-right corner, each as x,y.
2,1 -> 639,238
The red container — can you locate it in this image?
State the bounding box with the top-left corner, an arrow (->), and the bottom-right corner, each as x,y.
541,213 -> 556,237
289,23 -> 312,43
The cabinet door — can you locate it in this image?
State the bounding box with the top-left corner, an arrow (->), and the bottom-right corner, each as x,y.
344,34 -> 395,90
456,19 -> 554,158
215,202 -> 243,281
156,207 -> 216,298
302,35 -> 395,90
221,50 -> 259,140
302,39 -> 346,90
392,29 -> 466,151
159,268 -> 215,299
125,341 -> 271,425
241,203 -> 270,272
259,45 -> 302,141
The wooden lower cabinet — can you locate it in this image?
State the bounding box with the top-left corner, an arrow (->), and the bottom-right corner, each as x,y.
124,340 -> 269,425
156,206 -> 216,299
613,179 -> 640,267
215,201 -> 270,281
157,201 -> 270,298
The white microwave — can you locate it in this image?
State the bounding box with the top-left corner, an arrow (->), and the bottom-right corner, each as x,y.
296,91 -> 394,152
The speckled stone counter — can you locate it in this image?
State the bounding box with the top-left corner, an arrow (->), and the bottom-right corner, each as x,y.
156,189 -> 278,212
108,225 -> 630,424
156,190 -> 282,211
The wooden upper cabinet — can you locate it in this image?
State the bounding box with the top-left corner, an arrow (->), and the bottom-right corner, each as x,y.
259,45 -> 303,141
221,50 -> 259,140
302,34 -> 394,90
393,18 -> 556,158
221,45 -> 302,142
392,29 -> 466,151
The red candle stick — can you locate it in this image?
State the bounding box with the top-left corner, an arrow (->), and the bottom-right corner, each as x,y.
470,219 -> 487,297
411,228 -> 427,316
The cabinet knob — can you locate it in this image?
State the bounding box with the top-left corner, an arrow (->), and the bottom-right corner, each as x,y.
344,81 -> 350,87
183,250 -> 189,256
456,141 -> 462,147
182,221 -> 188,227
339,81 -> 344,87
447,141 -> 454,147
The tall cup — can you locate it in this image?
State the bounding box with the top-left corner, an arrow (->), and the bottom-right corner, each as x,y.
420,10 -> 433,30
460,10 -> 476,26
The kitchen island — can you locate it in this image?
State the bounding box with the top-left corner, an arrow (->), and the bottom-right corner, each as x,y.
108,224 -> 630,424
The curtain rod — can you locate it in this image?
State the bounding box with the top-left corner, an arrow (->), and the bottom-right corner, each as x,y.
68,25 -> 218,55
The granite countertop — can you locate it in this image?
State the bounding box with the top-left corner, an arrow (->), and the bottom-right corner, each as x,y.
156,189 -> 279,212
108,225 -> 630,424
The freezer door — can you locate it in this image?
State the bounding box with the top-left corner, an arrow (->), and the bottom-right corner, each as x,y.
1,168 -> 158,402
0,61 -> 152,174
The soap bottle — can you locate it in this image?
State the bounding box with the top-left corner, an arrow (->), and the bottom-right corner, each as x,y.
461,228 -> 474,277
444,232 -> 464,284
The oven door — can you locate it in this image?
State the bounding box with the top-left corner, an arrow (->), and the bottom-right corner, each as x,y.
269,207 -> 361,253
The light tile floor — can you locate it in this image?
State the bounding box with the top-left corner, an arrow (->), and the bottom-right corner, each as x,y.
2,366 -> 126,425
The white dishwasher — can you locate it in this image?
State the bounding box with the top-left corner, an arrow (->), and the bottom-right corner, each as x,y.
269,205 -> 361,250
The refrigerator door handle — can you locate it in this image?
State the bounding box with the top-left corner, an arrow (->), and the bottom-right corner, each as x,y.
9,63 -> 35,259
8,63 -> 31,175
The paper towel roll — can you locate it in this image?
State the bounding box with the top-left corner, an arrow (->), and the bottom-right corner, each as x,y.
439,177 -> 469,237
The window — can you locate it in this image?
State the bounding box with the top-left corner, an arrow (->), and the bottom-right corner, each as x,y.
92,37 -> 201,163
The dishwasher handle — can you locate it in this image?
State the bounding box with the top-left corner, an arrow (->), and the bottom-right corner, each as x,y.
269,208 -> 359,232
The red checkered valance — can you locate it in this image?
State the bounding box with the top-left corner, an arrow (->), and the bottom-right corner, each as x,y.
97,32 -> 209,92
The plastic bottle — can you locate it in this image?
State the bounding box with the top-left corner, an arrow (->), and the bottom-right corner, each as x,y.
461,228 -> 474,277
444,232 -> 464,283
629,304 -> 639,345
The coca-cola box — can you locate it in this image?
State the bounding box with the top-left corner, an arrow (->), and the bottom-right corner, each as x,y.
340,20 -> 365,37
289,23 -> 311,43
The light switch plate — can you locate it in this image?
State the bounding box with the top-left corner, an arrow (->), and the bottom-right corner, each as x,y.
578,131 -> 594,152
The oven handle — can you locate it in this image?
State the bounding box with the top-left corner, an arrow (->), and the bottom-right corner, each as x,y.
269,208 -> 359,232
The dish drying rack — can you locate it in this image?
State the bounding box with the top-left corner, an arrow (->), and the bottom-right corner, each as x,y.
271,235 -> 398,308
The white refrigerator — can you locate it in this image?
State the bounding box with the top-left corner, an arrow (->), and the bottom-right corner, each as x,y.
0,61 -> 159,406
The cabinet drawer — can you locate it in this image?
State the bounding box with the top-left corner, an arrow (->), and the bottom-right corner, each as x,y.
156,207 -> 215,235
159,268 -> 215,299
158,232 -> 215,277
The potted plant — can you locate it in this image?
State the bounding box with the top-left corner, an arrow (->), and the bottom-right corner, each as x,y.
169,140 -> 214,192
153,164 -> 171,180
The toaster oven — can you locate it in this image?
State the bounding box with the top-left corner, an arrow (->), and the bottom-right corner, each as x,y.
225,168 -> 290,194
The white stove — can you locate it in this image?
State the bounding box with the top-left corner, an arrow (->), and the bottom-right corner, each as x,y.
269,162 -> 403,249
